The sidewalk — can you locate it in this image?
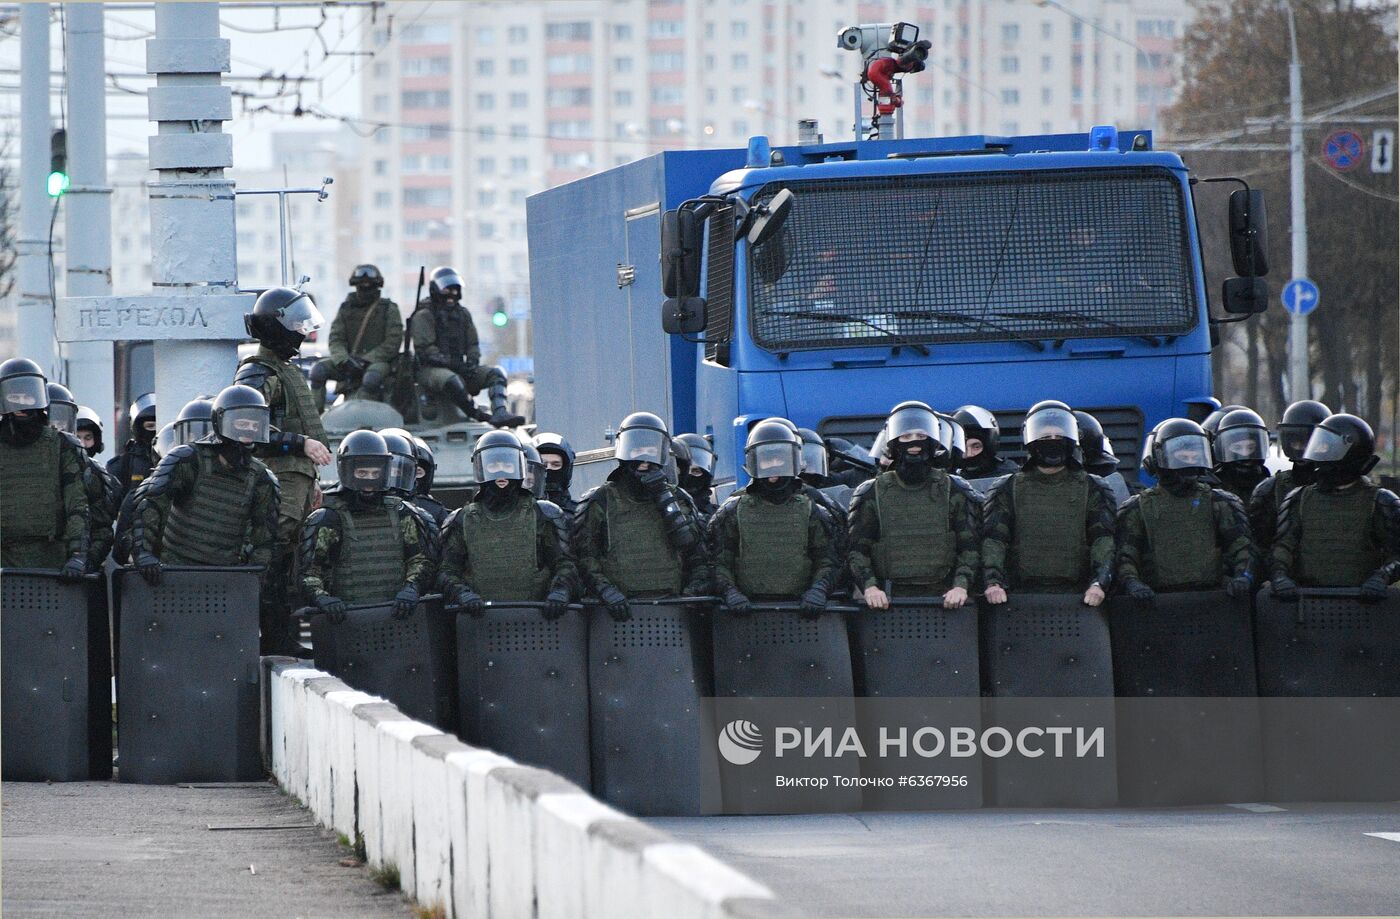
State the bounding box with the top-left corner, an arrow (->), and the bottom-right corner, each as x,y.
2,781 -> 411,919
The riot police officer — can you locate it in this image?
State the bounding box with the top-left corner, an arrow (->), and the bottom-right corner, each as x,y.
173,395 -> 215,447
75,405 -> 104,457
1250,400 -> 1330,549
953,405 -> 1018,479
826,436 -> 877,487
378,428 -> 422,499
1271,414 -> 1399,599
0,358 -> 90,576
1115,419 -> 1254,599
408,436 -> 450,526
848,401 -> 981,610
1073,410 -> 1118,478
533,432 -> 578,514
48,383 -> 119,571
674,432 -> 718,517
441,430 -> 578,618
131,385 -> 281,584
982,400 -> 1116,606
235,287 -> 334,652
1212,408 -> 1271,505
710,421 -> 840,617
410,267 -> 524,428
299,431 -> 438,621
309,264 -> 403,411
574,412 -> 707,619
107,392 -> 158,500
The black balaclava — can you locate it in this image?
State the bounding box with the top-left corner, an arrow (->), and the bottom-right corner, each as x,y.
134,419 -> 156,447
960,437 -> 997,477
1157,467 -> 1205,496
215,437 -> 255,471
749,476 -> 800,500
1028,439 -> 1072,470
479,479 -> 522,510
352,285 -> 379,306
1217,461 -> 1268,495
1314,463 -> 1361,492
619,460 -> 665,500
891,437 -> 932,485
0,412 -> 47,446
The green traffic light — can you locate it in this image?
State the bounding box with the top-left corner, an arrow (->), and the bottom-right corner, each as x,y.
46,171 -> 69,197
492,310 -> 509,328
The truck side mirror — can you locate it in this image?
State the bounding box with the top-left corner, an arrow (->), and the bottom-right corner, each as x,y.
1222,276 -> 1269,315
661,208 -> 704,298
662,296 -> 707,335
746,188 -> 794,247
1228,188 -> 1268,277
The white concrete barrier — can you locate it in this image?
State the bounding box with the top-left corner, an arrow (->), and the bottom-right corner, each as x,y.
266,659 -> 794,919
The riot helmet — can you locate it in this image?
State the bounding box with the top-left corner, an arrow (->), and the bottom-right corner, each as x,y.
1214,408 -> 1269,464
1023,400 -> 1080,468
533,431 -> 575,491
1152,418 -> 1213,472
128,392 -> 157,442
1302,413 -> 1378,486
1140,429 -> 1158,478
244,287 -> 324,358
76,405 -> 104,455
675,432 -> 717,484
953,405 -> 1000,458
522,441 -> 547,498
154,423 -> 178,458
472,429 -> 526,483
428,266 -> 464,303
378,428 -> 419,494
870,428 -> 891,467
211,384 -> 271,446
1073,410 -> 1117,476
46,382 -> 78,434
338,429 -> 392,495
0,358 -> 49,416
744,420 -> 802,479
411,436 -> 436,494
935,413 -> 965,468
797,428 -> 829,479
614,411 -> 670,467
174,396 -> 215,446
670,436 -> 693,475
1201,405 -> 1247,441
1277,400 -> 1331,462
349,264 -> 385,289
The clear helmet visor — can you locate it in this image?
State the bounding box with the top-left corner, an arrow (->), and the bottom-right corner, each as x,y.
341,455 -> 390,491
155,423 -> 178,458
615,427 -> 669,464
938,417 -> 966,455
886,406 -> 938,441
800,441 -> 828,477
1,376 -> 49,414
473,445 -> 524,481
687,443 -> 717,475
1216,426 -> 1268,463
1302,427 -> 1355,464
175,418 -> 215,445
745,441 -> 800,479
48,401 -> 78,434
524,461 -> 546,498
388,454 -> 418,492
280,295 -> 325,336
1277,424 -> 1313,461
1159,433 -> 1213,470
219,406 -> 270,444
1023,407 -> 1079,445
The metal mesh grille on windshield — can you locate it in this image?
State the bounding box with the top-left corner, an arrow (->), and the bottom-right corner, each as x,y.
748,167 -> 1197,352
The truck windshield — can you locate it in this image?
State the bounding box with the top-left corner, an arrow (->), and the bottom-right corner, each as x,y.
748,167 -> 1198,352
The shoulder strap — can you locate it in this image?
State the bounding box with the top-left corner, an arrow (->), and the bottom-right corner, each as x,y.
348,302 -> 380,355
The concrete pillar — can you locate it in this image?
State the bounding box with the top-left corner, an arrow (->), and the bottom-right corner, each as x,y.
17,3 -> 54,376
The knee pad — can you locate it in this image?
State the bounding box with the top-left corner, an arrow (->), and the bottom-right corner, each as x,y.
485,365 -> 507,388
309,360 -> 333,385
362,368 -> 384,393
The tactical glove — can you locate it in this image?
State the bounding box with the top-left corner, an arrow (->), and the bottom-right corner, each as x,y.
391,584 -> 419,620
451,587 -> 486,617
59,555 -> 87,583
599,584 -> 631,621
1271,574 -> 1299,601
1223,574 -> 1253,600
1122,578 -> 1155,601
135,552 -> 163,587
543,587 -> 571,620
1360,570 -> 1392,602
800,585 -> 829,618
722,586 -> 752,615
315,594 -> 348,624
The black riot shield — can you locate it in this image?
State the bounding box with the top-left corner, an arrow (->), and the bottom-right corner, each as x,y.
981,595 -> 1117,807
711,603 -> 859,814
850,599 -> 982,809
309,598 -> 455,730
87,574 -> 114,779
456,602 -> 591,789
2,570 -> 95,781
589,599 -> 720,816
1109,591 -> 1263,805
117,567 -> 262,783
1255,585 -> 1400,801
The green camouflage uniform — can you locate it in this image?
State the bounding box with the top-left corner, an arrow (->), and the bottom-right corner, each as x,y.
574,470 -> 709,598
1271,480 -> 1400,588
846,468 -> 981,595
981,467 -> 1117,593
299,492 -> 436,604
710,488 -> 841,600
1,424 -> 90,569
440,492 -> 580,601
1115,482 -> 1254,590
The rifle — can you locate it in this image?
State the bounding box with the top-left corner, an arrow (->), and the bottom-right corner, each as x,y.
391,266 -> 426,423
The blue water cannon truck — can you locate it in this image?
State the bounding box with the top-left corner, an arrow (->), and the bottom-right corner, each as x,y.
528,121 -> 1269,495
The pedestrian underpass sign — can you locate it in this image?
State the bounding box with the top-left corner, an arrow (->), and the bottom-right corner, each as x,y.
1282,278 -> 1319,316
1372,129 -> 1394,174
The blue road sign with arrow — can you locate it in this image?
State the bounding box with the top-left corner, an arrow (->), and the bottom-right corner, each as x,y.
1282,277 -> 1319,316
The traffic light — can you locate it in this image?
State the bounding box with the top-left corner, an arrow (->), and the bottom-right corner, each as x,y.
47,128 -> 68,197
491,297 -> 509,328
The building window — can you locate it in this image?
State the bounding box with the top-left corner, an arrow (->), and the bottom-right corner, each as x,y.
508,57 -> 527,75
374,191 -> 392,207
478,189 -> 496,207
1002,23 -> 1019,42
401,154 -> 423,173
429,155 -> 452,171
402,90 -> 450,109
476,158 -> 497,175
510,156 -> 529,174
1041,87 -> 1053,104
403,187 -> 451,207
547,120 -> 591,138
1041,21 -> 1053,40
400,21 -> 453,44
613,23 -> 633,40
614,56 -> 634,73
1001,89 -> 1020,104
475,27 -> 496,45
510,189 -> 527,205
477,254 -> 497,273
478,222 -> 496,240
372,94 -> 388,113
510,123 -> 528,138
613,89 -> 633,106
547,87 -> 593,107
732,21 -> 748,38
475,93 -> 496,110
649,52 -> 683,71
373,223 -> 392,240
508,25 -> 528,42
475,59 -> 495,77
1000,56 -> 1019,74
545,21 -> 592,41
651,85 -> 685,105
546,55 -> 592,74
1042,54 -> 1053,73
648,20 -> 684,39
731,52 -> 748,69
373,159 -> 387,176
509,91 -> 528,108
